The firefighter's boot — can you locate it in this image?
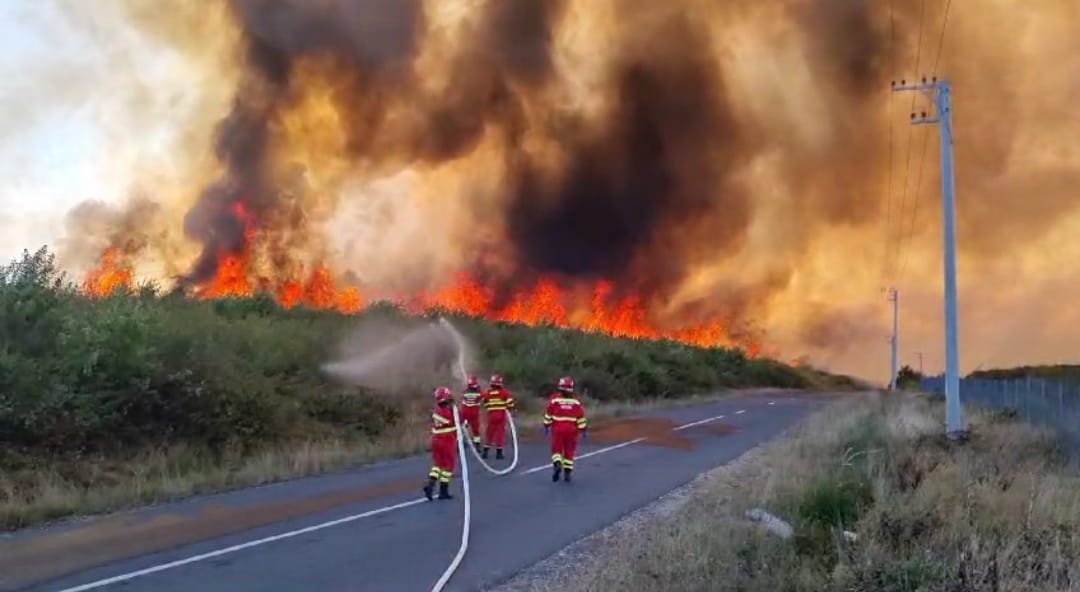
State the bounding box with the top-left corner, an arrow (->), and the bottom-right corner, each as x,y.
552,461 -> 562,482
438,482 -> 454,500
423,477 -> 436,501
481,446 -> 490,459
563,468 -> 572,483
495,448 -> 505,461
473,440 -> 483,453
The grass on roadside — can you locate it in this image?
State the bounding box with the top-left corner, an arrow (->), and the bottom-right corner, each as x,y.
533,393 -> 1080,592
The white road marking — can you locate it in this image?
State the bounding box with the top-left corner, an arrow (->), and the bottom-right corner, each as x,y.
768,401 -> 776,406
673,415 -> 725,431
52,401 -> 779,591
49,498 -> 427,592
519,438 -> 646,475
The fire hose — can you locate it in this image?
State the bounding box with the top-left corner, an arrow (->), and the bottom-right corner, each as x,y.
430,318 -> 521,592
430,403 -> 471,592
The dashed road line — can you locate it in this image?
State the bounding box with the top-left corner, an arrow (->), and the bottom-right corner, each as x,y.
49,498 -> 427,592
519,438 -> 646,475
49,402 -> 777,591
672,414 -> 725,431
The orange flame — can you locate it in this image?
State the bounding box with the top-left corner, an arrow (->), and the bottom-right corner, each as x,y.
81,201 -> 761,353
83,248 -> 134,296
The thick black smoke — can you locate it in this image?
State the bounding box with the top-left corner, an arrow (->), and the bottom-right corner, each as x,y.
181,0 -> 428,284
505,12 -> 749,296
181,31 -> 291,283
179,0 -> 899,305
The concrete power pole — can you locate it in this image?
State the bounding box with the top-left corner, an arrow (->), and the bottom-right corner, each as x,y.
888,287 -> 899,390
892,76 -> 964,439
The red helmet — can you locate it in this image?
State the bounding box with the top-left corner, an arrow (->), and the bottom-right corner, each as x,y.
490,374 -> 504,387
434,386 -> 453,403
466,375 -> 480,389
557,376 -> 574,392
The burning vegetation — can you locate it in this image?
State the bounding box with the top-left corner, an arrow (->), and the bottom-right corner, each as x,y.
68,0 -> 1080,370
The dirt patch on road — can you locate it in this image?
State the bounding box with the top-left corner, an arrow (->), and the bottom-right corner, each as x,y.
0,477 -> 419,591
519,417 -> 740,451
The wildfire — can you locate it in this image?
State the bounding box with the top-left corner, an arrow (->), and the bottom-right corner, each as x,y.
81,244 -> 760,353
83,248 -> 134,297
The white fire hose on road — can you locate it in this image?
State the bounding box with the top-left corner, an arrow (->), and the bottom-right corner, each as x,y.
438,317 -> 520,476
430,403 -> 471,592
430,318 -> 521,592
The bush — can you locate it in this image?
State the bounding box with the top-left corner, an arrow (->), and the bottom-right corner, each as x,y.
0,246 -> 820,466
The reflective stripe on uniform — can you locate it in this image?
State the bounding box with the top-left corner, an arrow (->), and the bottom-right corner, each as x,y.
548,415 -> 580,423
431,426 -> 457,434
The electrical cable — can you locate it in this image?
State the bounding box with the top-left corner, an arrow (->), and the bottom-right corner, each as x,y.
897,0 -> 954,280
882,0 -> 897,282
892,0 -> 929,281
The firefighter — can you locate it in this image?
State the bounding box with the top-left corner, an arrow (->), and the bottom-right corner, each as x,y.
424,386 -> 459,501
482,373 -> 516,460
543,376 -> 588,482
460,375 -> 484,452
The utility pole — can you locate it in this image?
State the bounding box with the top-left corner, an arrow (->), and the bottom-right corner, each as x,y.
892,76 -> 964,439
915,351 -> 924,375
887,287 -> 899,390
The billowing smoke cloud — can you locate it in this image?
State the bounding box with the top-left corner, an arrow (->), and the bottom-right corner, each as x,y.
9,0 -> 1078,380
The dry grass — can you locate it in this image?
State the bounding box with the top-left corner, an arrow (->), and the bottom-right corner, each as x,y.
528,394 -> 1080,592
0,409 -> 432,531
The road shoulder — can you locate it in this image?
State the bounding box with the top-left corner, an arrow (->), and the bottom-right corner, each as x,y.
487,404 -> 817,592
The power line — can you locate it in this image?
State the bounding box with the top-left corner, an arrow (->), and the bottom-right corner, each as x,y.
881,0 -> 897,282
931,0 -> 953,73
897,0 -> 953,280
891,0 -> 928,281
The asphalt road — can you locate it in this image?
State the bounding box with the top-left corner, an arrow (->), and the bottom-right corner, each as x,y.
6,390 -> 838,592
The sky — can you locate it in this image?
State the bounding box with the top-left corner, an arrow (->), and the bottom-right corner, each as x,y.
0,1 -> 183,260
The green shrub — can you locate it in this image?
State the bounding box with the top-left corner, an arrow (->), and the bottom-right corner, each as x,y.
0,246 -> 826,467
796,476 -> 873,531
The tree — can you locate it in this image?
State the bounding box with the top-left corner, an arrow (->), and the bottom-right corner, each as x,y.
896,364 -> 923,390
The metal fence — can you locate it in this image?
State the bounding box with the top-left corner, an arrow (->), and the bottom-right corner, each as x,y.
920,375 -> 1080,455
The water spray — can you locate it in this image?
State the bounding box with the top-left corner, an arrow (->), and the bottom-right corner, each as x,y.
438,317 -> 520,475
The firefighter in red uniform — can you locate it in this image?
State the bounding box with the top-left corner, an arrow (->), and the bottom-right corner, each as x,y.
460,375 -> 484,452
543,376 -> 588,482
424,386 -> 459,501
482,374 -> 515,460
